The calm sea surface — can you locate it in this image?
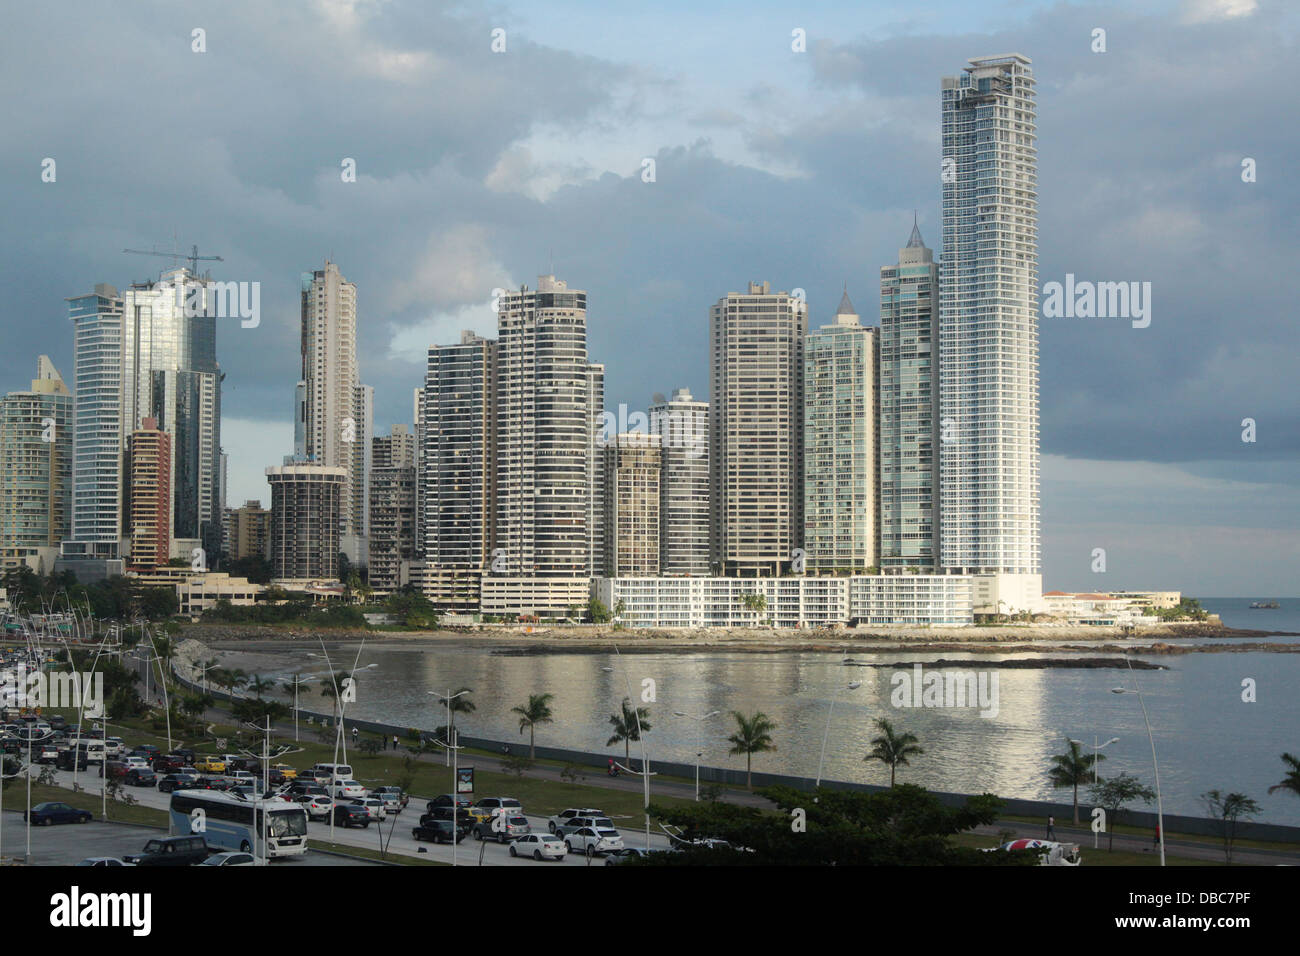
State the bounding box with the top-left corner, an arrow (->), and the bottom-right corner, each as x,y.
216,598 -> 1300,826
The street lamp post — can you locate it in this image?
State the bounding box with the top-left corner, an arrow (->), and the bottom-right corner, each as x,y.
672,711 -> 720,800
429,689 -> 468,867
1112,657 -> 1164,866
816,680 -> 862,789
1069,735 -> 1119,849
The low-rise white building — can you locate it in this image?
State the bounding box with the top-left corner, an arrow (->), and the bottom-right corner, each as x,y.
594,575 -> 974,628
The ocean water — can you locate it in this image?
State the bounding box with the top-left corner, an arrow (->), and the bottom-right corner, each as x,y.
219,636 -> 1300,827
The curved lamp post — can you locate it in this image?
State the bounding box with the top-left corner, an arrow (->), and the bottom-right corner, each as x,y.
1112,657 -> 1164,866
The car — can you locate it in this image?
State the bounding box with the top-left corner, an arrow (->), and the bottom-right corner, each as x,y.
172,766 -> 201,782
125,835 -> 211,867
102,738 -> 125,757
604,847 -> 665,866
330,780 -> 366,800
372,786 -> 407,811
76,857 -> 134,867
300,795 -> 334,820
153,755 -> 187,774
548,808 -> 605,834
157,773 -> 197,794
33,745 -> 59,765
196,775 -> 232,791
99,760 -> 129,779
469,797 -> 523,823
169,747 -> 196,764
227,770 -> 256,785
555,815 -> 614,838
287,781 -> 329,798
125,767 -> 157,787
265,768 -> 288,787
199,851 -> 257,866
25,801 -> 92,826
510,833 -> 567,861
129,744 -> 160,762
412,820 -> 468,844
270,763 -> 298,779
349,796 -> 387,820
332,803 -> 370,828
421,806 -> 473,829
123,756 -> 151,771
564,826 -> 624,857
426,793 -> 472,813
473,814 -> 530,844
194,756 -> 226,773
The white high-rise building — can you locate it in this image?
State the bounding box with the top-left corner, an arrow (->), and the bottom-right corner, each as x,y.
803,292 -> 878,572
649,388 -> 709,576
939,54 -> 1040,575
297,261 -> 370,565
494,275 -> 593,578
709,281 -> 806,577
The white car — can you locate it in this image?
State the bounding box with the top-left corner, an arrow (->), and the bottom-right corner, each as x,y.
349,796 -> 387,820
200,851 -> 257,866
564,827 -> 624,857
103,738 -> 126,757
301,795 -> 334,819
548,808 -> 604,834
123,756 -> 151,771
76,857 -> 134,867
510,833 -> 567,861
331,780 -> 366,800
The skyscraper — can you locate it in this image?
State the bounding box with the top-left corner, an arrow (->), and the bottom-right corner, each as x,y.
939,54 -> 1040,575
266,463 -> 345,583
602,432 -> 661,577
803,292 -> 878,572
369,424 -> 416,591
879,222 -> 940,570
0,356 -> 74,569
709,281 -> 806,577
297,261 -> 370,564
649,387 -> 709,576
119,269 -> 223,557
65,285 -> 125,554
494,276 -> 592,577
126,417 -> 171,572
423,331 -> 497,571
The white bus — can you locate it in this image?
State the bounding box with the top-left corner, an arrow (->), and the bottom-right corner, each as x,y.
169,790 -> 309,858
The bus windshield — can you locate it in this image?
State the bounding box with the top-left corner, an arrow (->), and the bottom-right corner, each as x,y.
267,810 -> 308,838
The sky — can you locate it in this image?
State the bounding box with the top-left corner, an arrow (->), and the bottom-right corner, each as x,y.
1,0 -> 1296,595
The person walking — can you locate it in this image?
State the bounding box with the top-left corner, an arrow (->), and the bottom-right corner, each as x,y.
392,734 -> 399,751
1046,815 -> 1055,840
1152,824 -> 1160,848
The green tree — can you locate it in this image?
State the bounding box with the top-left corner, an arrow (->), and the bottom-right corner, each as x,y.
1089,772 -> 1156,852
1048,738 -> 1103,824
740,592 -> 767,625
1201,790 -> 1261,864
606,698 -> 651,767
445,687 -> 475,740
511,693 -> 555,759
865,717 -> 924,787
727,710 -> 776,789
247,674 -> 274,700
587,597 -> 612,624
1268,752 -> 1300,800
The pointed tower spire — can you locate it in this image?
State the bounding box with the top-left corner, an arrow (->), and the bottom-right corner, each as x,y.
836,286 -> 856,316
906,211 -> 925,248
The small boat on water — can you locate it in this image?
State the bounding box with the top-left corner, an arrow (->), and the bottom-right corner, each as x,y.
1249,602 -> 1280,609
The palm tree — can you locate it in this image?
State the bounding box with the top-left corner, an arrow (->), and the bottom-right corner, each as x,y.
727,710 -> 776,789
319,671 -> 352,721
740,592 -> 767,626
1048,739 -> 1103,824
864,717 -> 924,787
510,693 -> 555,759
1268,753 -> 1300,799
247,674 -> 274,700
446,687 -> 475,740
606,698 -> 651,768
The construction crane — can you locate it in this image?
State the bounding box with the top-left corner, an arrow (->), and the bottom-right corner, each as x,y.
123,243 -> 223,276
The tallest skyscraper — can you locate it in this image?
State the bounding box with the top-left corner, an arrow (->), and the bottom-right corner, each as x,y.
939,54 -> 1040,576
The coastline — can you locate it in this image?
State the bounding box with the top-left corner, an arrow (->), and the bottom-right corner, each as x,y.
178,620 -> 1300,655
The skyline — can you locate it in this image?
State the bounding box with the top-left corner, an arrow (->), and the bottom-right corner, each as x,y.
2,0 -> 1296,594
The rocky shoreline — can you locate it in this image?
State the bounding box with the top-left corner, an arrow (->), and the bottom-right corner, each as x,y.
177,619 -> 1300,655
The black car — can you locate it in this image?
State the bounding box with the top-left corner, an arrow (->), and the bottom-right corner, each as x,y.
25,802 -> 93,826
125,835 -> 211,867
125,767 -> 157,787
130,745 -> 161,764
426,793 -> 473,813
332,803 -> 370,828
157,773 -> 197,794
196,775 -> 232,791
421,806 -> 473,829
412,820 -> 467,844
